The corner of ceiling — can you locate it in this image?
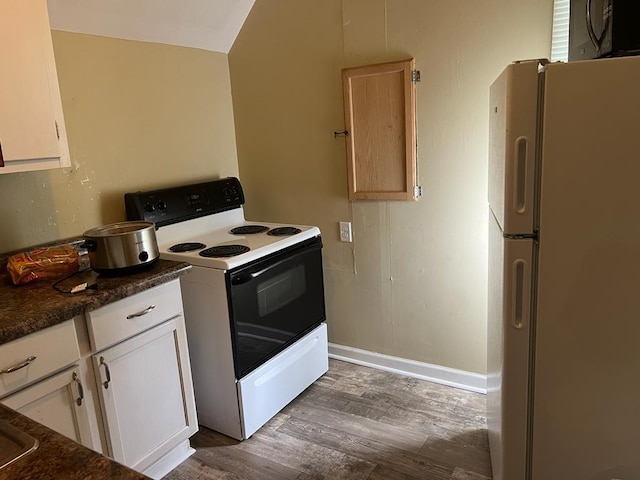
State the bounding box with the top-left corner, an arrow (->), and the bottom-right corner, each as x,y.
47,0 -> 256,54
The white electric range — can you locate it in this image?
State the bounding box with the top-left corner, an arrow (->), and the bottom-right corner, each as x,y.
125,177 -> 328,440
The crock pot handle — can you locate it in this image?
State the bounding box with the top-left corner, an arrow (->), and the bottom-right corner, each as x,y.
80,240 -> 98,252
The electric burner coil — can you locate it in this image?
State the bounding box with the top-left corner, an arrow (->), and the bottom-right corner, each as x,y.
199,244 -> 250,258
169,242 -> 206,252
267,227 -> 302,236
229,225 -> 269,235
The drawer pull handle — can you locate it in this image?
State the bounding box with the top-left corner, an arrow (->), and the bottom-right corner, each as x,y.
126,305 -> 156,319
72,372 -> 85,406
99,356 -> 111,389
0,355 -> 37,374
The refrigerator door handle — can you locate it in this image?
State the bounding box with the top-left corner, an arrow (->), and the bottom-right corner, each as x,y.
513,136 -> 529,214
511,258 -> 531,329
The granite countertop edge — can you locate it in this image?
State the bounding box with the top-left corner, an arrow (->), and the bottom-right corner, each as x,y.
0,404 -> 149,480
0,259 -> 192,346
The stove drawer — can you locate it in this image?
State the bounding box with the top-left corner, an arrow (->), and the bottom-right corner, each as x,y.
238,323 -> 328,439
86,279 -> 183,351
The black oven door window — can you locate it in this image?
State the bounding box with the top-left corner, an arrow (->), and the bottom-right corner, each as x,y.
228,237 -> 326,378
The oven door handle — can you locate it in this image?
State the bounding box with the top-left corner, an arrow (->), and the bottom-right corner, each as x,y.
230,243 -> 319,286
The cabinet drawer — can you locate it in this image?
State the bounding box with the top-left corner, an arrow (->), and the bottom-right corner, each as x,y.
86,279 -> 183,352
0,320 -> 79,398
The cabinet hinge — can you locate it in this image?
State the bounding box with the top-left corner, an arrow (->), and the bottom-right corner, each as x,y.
411,70 -> 421,83
414,185 -> 422,197
55,121 -> 60,140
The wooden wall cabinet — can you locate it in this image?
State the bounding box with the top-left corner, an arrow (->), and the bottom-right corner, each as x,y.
0,0 -> 70,174
342,58 -> 418,201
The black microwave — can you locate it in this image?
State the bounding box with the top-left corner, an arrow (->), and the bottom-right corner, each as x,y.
569,0 -> 640,61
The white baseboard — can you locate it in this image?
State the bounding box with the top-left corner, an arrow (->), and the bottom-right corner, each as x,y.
143,440 -> 195,480
328,343 -> 487,394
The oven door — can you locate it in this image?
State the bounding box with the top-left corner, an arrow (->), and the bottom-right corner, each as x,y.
227,236 -> 326,378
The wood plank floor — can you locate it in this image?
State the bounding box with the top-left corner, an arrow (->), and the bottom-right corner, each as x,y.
163,359 -> 492,480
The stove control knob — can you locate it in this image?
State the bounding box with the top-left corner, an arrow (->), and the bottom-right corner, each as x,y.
156,201 -> 167,210
144,203 -> 155,213
223,187 -> 239,202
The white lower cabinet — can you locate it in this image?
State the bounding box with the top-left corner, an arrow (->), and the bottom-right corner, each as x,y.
92,316 -> 197,477
1,279 -> 197,479
1,365 -> 94,447
0,320 -> 99,449
87,279 -> 198,479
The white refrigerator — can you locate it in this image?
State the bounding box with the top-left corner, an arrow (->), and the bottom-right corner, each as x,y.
488,56 -> 640,480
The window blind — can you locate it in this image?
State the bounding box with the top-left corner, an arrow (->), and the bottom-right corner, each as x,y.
551,0 -> 570,62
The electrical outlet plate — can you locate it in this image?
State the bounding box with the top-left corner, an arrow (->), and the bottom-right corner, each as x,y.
339,222 -> 352,242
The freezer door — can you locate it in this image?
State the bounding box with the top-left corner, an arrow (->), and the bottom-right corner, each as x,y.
488,60 -> 540,235
487,211 -> 534,480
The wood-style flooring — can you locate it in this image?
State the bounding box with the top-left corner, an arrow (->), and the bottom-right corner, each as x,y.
163,359 -> 492,480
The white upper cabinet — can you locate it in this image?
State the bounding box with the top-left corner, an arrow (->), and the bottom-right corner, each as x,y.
0,0 -> 70,174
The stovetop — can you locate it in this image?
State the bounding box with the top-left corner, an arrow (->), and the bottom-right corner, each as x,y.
125,178 -> 321,270
156,215 -> 320,270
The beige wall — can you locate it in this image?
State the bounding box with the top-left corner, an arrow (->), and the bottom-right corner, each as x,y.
0,31 -> 238,253
230,0 -> 553,374
0,2 -> 553,375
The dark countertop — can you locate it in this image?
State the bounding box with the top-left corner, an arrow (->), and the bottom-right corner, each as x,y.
0,259 -> 191,346
0,404 -> 149,480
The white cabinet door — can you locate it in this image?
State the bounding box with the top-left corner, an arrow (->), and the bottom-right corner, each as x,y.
0,0 -> 70,173
93,316 -> 197,473
1,365 -> 94,449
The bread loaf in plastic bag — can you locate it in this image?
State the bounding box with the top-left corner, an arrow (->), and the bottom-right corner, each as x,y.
7,246 -> 79,285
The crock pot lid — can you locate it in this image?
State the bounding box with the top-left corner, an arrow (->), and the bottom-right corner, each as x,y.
84,221 -> 154,237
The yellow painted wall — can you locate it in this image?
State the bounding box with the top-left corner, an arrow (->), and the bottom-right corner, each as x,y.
230,0 -> 553,374
0,31 -> 238,253
0,2 -> 553,375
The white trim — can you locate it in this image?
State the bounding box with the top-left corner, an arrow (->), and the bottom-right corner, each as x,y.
328,343 -> 487,394
142,441 -> 194,480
